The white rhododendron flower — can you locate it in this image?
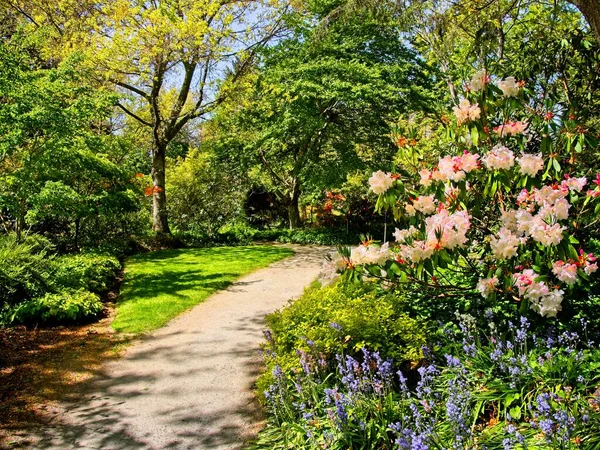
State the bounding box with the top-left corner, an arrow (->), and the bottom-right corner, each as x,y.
469,69 -> 489,92
319,254 -> 347,283
476,276 -> 498,298
434,152 -> 480,183
350,242 -> 390,266
399,240 -> 435,263
393,226 -> 418,243
412,195 -> 437,215
552,260 -> 578,285
531,289 -> 564,318
482,144 -> 515,170
497,76 -> 520,97
490,227 -> 520,260
500,209 -> 518,232
453,99 -> 481,125
552,198 -> 570,220
369,170 -> 394,195
517,153 -> 544,177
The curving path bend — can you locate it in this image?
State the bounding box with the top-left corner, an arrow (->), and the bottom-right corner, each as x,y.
28,245 -> 332,450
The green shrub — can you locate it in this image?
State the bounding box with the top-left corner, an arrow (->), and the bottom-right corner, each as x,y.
258,282 -> 426,394
253,228 -> 362,245
6,289 -> 103,325
0,233 -> 55,308
51,253 -> 121,293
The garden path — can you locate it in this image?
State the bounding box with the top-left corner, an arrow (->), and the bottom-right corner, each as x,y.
26,245 -> 331,450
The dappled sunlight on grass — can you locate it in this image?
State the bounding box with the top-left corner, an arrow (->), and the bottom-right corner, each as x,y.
112,246 -> 294,334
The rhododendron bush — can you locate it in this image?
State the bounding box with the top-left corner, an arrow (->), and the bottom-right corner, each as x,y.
331,70 -> 600,319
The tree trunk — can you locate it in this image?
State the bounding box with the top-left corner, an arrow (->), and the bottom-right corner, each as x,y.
569,0 -> 600,42
151,145 -> 171,234
287,180 -> 301,230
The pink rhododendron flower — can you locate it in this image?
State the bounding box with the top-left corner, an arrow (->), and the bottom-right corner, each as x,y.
482,144 -> 515,170
513,269 -> 563,317
533,185 -> 568,206
493,121 -> 528,137
369,170 -> 394,194
517,153 -> 544,177
453,99 -> 481,125
585,263 -> 598,275
424,209 -> 470,250
562,176 -> 587,192
476,276 -> 498,298
552,260 -> 578,285
497,76 -> 520,97
460,151 -> 480,172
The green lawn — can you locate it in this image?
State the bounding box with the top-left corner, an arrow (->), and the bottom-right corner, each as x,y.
112,245 -> 294,334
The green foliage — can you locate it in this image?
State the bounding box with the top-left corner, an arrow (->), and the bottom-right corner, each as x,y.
0,234 -> 54,308
168,149 -> 245,236
51,253 -> 121,294
5,289 -> 103,325
269,228 -> 361,246
257,282 -> 426,394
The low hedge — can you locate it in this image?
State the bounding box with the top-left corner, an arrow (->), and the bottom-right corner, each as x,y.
5,289 -> 103,325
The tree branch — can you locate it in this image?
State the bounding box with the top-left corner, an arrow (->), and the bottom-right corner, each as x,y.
116,102 -> 153,127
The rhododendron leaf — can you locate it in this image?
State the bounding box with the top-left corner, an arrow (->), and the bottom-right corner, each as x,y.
578,269 -> 590,282
569,236 -> 579,244
568,245 -> 579,260
552,158 -> 561,173
575,137 -> 583,153
424,259 -> 434,276
595,203 -> 600,214
389,262 -> 402,276
470,126 -> 479,147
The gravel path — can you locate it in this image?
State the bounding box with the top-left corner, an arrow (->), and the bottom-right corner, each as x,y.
27,245 -> 331,450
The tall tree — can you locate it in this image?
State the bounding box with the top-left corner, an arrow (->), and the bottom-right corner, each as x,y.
212,1 -> 434,228
6,0 -> 286,233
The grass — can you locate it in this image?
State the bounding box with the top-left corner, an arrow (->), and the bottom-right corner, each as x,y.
112,245 -> 294,334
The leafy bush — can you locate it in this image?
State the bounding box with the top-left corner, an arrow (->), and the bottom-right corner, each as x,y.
0,233 -> 54,308
51,253 -> 121,293
5,289 -> 103,325
257,282 -> 426,395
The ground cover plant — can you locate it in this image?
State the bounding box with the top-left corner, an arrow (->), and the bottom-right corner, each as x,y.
112,246 -> 294,334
